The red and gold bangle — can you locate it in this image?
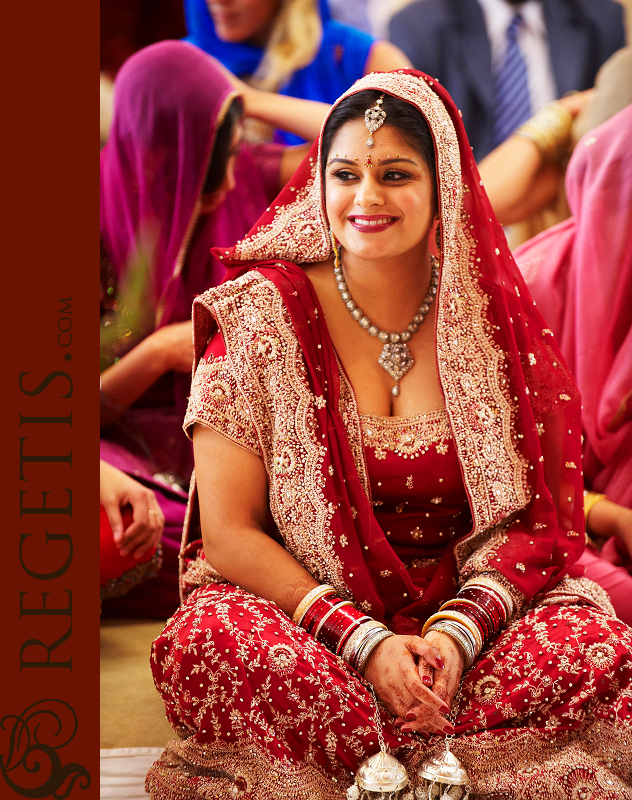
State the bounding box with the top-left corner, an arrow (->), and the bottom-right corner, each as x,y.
446,598 -> 496,631
462,576 -> 515,617
301,598 -> 330,634
312,601 -> 354,641
321,608 -> 370,652
292,584 -> 336,626
458,586 -> 507,622
457,589 -> 505,627
442,600 -> 494,640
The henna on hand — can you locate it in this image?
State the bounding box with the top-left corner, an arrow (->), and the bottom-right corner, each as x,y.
364,635 -> 452,736
396,629 -> 464,734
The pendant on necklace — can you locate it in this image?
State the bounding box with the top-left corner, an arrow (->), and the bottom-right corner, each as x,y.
378,342 -> 414,396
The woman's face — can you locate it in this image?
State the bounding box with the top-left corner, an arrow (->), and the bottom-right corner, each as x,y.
205,0 -> 283,45
325,118 -> 437,264
199,122 -> 243,215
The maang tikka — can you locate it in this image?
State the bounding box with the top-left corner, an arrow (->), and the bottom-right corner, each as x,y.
365,94 -> 386,147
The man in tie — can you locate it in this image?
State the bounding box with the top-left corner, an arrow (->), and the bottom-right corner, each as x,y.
388,0 -> 625,160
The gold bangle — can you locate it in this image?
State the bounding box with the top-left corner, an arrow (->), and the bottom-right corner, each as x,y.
514,102 -> 573,161
292,584 -> 335,626
584,491 -> 607,527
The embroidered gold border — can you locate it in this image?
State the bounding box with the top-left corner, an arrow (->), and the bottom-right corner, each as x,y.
194,273 -> 349,596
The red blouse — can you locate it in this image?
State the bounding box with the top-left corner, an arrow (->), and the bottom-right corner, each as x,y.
361,410 -> 472,595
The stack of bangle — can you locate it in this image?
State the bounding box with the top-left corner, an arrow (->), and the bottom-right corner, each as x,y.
514,101 -> 573,161
293,585 -> 394,675
422,575 -> 515,669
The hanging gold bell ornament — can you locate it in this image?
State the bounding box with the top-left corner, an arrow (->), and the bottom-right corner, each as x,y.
415,740 -> 470,800
346,749 -> 414,800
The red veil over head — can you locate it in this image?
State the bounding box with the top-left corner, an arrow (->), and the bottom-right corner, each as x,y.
187,70 -> 585,630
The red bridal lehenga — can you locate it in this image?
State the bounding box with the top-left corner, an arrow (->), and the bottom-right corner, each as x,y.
146,69 -> 632,799
147,286 -> 632,799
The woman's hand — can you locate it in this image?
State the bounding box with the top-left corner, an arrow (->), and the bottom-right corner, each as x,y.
100,460 -> 164,558
100,321 -> 194,420
363,634 -> 453,737
392,630 -> 464,736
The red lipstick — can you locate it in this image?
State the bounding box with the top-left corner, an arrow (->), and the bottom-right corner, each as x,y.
348,215 -> 398,232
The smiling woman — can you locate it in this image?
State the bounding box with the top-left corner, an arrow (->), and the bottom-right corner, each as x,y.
146,70 -> 632,800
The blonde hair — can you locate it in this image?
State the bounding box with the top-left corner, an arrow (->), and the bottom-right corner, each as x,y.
252,0 -> 323,92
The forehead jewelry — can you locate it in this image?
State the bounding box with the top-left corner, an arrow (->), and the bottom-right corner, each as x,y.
364,154 -> 373,168
364,94 -> 386,147
331,232 -> 440,397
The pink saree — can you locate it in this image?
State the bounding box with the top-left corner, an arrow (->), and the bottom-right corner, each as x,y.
514,104 -> 632,508
514,104 -> 632,625
146,73 -> 632,797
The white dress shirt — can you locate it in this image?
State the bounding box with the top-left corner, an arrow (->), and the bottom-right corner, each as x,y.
477,0 -> 557,111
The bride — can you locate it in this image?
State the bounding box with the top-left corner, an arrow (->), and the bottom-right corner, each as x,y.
146,70 -> 632,799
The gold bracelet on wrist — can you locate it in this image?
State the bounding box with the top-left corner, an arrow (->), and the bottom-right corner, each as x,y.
584,490 -> 607,528
513,101 -> 573,161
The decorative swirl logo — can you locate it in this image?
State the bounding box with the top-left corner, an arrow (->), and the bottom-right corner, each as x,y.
0,699 -> 91,798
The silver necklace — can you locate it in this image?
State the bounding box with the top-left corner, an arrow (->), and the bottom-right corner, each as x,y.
332,237 -> 439,397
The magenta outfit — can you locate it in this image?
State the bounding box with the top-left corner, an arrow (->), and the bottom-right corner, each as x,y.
100,41 -> 283,617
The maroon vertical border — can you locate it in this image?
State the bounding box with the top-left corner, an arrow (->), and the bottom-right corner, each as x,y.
1,1 -> 99,798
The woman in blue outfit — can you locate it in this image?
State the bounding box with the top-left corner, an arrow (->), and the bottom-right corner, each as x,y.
183,0 -> 411,143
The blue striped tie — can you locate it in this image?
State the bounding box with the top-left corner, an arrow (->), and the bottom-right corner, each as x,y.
492,14 -> 532,148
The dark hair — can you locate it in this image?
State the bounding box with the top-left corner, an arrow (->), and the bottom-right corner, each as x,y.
321,90 -> 437,195
201,96 -> 243,196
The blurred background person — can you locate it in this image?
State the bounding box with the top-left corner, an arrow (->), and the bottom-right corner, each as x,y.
514,103 -> 632,623
182,0 -> 412,143
388,0 -> 626,160
328,0 -> 414,37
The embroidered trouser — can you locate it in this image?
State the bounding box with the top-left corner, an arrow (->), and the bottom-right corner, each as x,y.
147,584 -> 632,799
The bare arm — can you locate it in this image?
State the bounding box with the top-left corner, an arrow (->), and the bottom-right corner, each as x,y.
478,92 -> 593,226
478,135 -> 560,225
100,321 -> 193,421
587,496 -> 632,560
241,88 -> 330,143
279,143 -> 312,185
192,423 -> 318,615
364,39 -> 414,72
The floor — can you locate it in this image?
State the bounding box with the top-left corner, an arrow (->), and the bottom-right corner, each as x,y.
100,618 -> 174,749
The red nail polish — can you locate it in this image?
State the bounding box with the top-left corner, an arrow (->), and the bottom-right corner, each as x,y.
443,725 -> 454,734
435,657 -> 445,669
422,675 -> 432,686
